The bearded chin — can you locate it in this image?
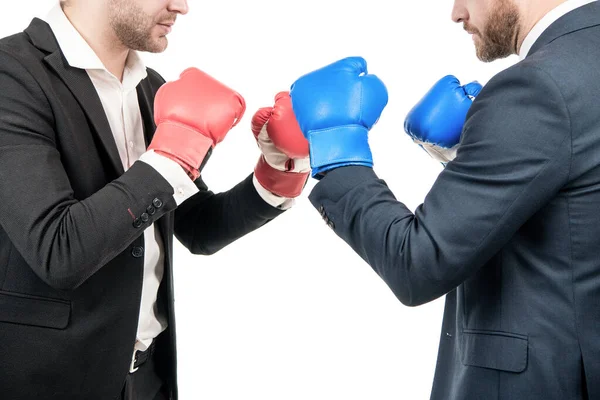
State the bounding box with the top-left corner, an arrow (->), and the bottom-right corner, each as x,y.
108,0 -> 167,53
476,0 -> 520,62
476,38 -> 513,62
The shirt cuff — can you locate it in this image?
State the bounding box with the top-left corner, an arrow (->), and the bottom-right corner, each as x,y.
252,174 -> 295,210
138,150 -> 199,206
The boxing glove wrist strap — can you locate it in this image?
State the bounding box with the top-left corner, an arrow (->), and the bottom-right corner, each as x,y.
307,125 -> 373,177
148,122 -> 214,176
412,138 -> 458,165
254,156 -> 309,198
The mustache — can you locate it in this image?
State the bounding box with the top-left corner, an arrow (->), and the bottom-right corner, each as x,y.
156,12 -> 177,25
463,23 -> 480,35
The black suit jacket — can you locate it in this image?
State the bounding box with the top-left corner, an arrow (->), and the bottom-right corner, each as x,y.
0,18 -> 283,400
310,3 -> 600,399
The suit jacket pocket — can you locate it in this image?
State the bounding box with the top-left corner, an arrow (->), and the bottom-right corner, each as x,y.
0,290 -> 70,329
461,329 -> 528,373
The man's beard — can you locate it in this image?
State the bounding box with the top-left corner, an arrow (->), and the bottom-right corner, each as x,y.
108,0 -> 175,53
466,0 -> 520,62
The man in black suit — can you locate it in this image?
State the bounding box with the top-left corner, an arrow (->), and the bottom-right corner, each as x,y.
0,0 -> 309,399
289,0 -> 600,399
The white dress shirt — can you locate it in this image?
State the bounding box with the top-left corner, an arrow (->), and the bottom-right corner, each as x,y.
44,2 -> 291,353
519,0 -> 597,59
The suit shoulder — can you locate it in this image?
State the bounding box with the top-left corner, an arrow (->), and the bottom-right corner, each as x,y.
0,30 -> 31,48
0,34 -> 44,85
518,32 -> 597,98
0,31 -> 40,65
477,60 -> 564,105
488,60 -> 552,83
465,60 -> 570,150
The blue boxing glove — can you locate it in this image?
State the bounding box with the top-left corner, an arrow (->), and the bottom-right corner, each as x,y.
289,57 -> 388,178
404,75 -> 482,165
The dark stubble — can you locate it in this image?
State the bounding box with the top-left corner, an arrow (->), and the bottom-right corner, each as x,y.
108,0 -> 175,53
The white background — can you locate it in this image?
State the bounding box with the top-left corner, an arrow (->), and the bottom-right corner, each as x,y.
2,2 -> 517,399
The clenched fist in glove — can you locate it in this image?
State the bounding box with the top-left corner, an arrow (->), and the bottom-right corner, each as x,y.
404,75 -> 482,165
289,57 -> 388,178
251,92 -> 310,198
148,67 -> 246,180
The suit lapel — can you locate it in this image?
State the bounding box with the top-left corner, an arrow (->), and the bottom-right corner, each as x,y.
25,18 -> 124,177
136,81 -> 157,148
44,52 -> 125,177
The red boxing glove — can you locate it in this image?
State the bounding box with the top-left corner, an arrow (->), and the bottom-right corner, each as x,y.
251,91 -> 310,198
149,67 -> 246,180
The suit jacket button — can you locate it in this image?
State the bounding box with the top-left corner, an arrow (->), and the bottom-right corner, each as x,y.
140,212 -> 149,223
131,246 -> 144,258
327,220 -> 335,229
152,198 -> 163,209
132,218 -> 142,228
146,205 -> 156,216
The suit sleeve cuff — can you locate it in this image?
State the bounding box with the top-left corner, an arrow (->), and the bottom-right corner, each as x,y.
138,150 -> 199,206
252,174 -> 295,210
309,166 -> 380,206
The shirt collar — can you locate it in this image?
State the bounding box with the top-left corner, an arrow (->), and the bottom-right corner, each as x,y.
519,0 -> 597,59
43,2 -> 147,85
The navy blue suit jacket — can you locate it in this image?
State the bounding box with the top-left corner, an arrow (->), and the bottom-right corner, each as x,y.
310,3 -> 600,399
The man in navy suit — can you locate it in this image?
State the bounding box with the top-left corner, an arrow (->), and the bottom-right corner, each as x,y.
290,0 -> 600,398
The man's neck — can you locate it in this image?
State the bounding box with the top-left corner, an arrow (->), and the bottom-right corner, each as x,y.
62,4 -> 129,81
515,0 -> 569,54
